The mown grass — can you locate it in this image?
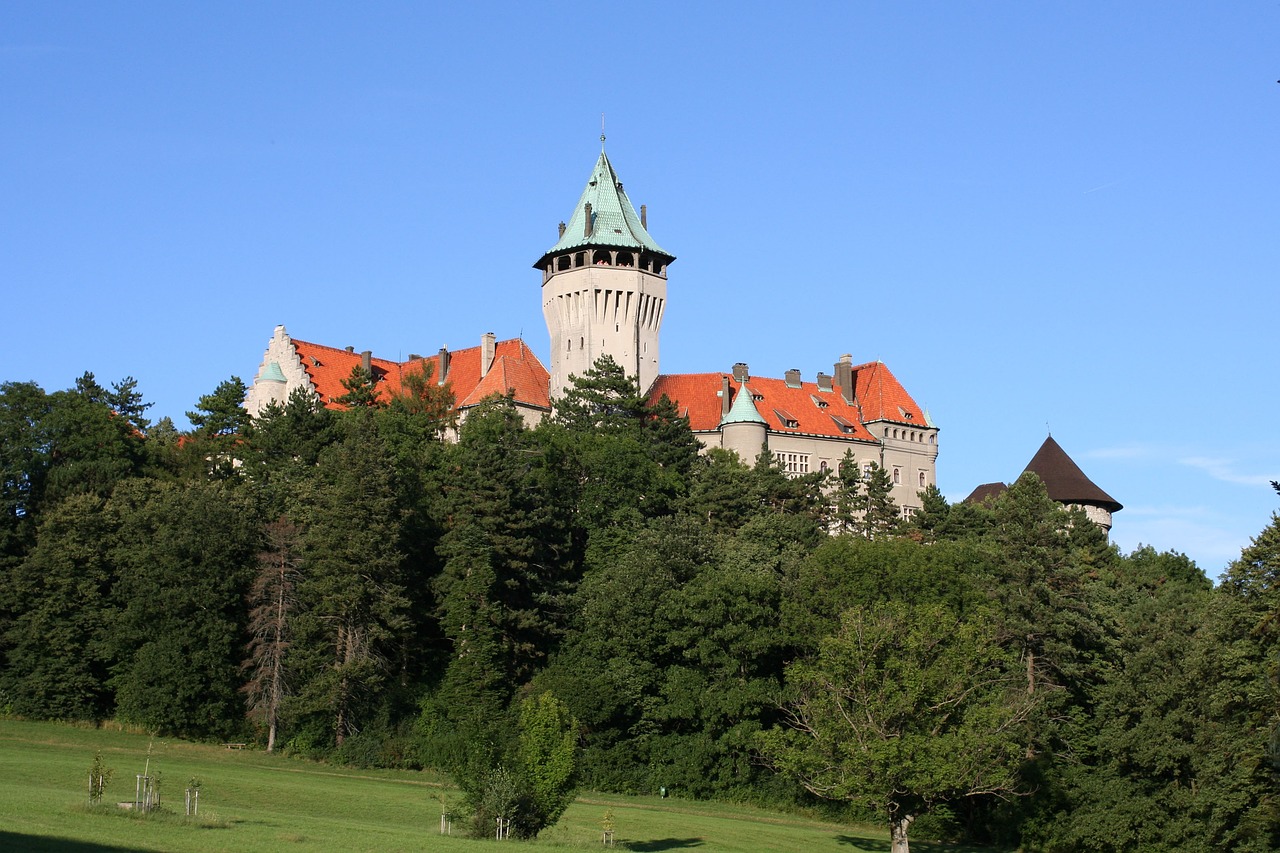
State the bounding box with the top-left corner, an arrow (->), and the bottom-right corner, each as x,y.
0,719 -> 994,852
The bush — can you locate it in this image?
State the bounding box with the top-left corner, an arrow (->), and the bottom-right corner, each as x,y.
448,692 -> 579,840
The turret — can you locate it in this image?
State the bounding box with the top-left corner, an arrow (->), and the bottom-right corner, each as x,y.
536,140 -> 675,400
720,368 -> 768,462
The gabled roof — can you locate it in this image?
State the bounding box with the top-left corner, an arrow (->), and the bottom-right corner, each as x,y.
456,340 -> 552,409
649,369 -> 913,443
536,149 -> 672,264
1024,436 -> 1122,512
289,337 -> 550,412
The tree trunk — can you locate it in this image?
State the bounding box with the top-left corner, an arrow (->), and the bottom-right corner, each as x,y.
890,813 -> 914,853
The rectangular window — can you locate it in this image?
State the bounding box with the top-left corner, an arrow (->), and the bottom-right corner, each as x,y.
774,452 -> 810,476
892,466 -> 901,485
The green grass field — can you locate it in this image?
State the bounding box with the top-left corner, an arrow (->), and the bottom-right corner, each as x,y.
0,720 -> 993,852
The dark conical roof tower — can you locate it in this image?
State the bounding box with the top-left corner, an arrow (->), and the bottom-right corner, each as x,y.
1024,436 -> 1122,513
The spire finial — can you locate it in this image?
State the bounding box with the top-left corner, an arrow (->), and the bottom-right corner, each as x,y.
600,113 -> 606,150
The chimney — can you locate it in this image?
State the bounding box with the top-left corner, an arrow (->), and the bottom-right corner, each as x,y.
345,345 -> 354,353
437,346 -> 450,385
408,353 -> 420,361
816,372 -> 833,393
558,221 -> 566,239
361,350 -> 372,374
732,362 -> 749,383
834,355 -> 853,404
584,203 -> 593,238
720,375 -> 732,419
640,204 -> 647,229
785,368 -> 802,388
481,332 -> 496,377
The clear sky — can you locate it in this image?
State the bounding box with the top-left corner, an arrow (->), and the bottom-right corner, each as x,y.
3,2 -> 1277,576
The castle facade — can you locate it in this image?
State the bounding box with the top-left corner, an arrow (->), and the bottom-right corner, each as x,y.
245,144 -> 939,515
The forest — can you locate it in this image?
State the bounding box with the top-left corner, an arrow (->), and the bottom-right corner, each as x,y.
1,357 -> 1277,851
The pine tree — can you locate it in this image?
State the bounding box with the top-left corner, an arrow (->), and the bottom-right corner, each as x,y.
184,377 -> 251,479
830,450 -> 862,535
294,415 -> 408,746
860,463 -> 899,538
335,365 -> 384,409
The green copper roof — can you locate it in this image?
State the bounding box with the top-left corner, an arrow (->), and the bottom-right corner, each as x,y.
721,380 -> 767,427
258,361 -> 287,383
538,149 -> 673,262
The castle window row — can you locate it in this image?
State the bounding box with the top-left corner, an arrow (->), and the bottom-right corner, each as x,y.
775,452 -> 810,476
549,251 -> 666,276
884,427 -> 935,444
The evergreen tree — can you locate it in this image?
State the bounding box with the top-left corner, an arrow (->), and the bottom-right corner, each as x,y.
183,376 -> 251,478
335,364 -> 384,409
907,483 -> 950,541
42,384 -> 145,505
1,493 -> 116,720
293,414 -> 409,746
106,375 -> 153,434
860,462 -> 899,538
108,479 -> 259,737
552,354 -> 647,432
186,376 -> 251,437
434,398 -> 572,693
830,450 -> 862,535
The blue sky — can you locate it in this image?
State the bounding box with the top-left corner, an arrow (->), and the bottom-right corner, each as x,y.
3,2 -> 1277,576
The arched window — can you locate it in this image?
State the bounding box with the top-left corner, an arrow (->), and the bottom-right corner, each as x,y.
616,251 -> 634,267
557,255 -> 571,271
592,250 -> 611,265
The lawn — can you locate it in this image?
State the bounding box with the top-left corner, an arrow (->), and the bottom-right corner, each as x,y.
0,719 -> 993,852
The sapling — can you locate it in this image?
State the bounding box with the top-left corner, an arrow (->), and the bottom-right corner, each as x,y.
87,750 -> 113,805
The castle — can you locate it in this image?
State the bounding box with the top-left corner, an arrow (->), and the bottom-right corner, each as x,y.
244,143 -> 940,516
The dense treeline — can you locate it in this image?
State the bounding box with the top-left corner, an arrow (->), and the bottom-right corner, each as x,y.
1,361 -> 1278,849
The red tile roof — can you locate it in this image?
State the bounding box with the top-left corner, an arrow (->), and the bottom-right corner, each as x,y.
290,337 -> 550,412
649,361 -> 927,443
850,361 -> 927,425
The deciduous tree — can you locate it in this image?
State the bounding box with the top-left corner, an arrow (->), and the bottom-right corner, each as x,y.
761,603 -> 1035,853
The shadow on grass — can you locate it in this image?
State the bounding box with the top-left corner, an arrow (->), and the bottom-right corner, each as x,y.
835,835 -> 994,852
0,832 -> 143,852
624,838 -> 705,851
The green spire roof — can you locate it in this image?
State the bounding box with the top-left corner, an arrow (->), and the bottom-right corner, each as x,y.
258,361 -> 287,383
721,380 -> 767,427
538,149 -> 673,262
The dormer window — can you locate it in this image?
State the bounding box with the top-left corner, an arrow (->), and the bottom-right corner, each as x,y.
810,394 -> 828,409
773,407 -> 799,429
830,414 -> 857,435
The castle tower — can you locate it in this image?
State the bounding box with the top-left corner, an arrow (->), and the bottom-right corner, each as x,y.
535,141 -> 675,400
720,370 -> 768,462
